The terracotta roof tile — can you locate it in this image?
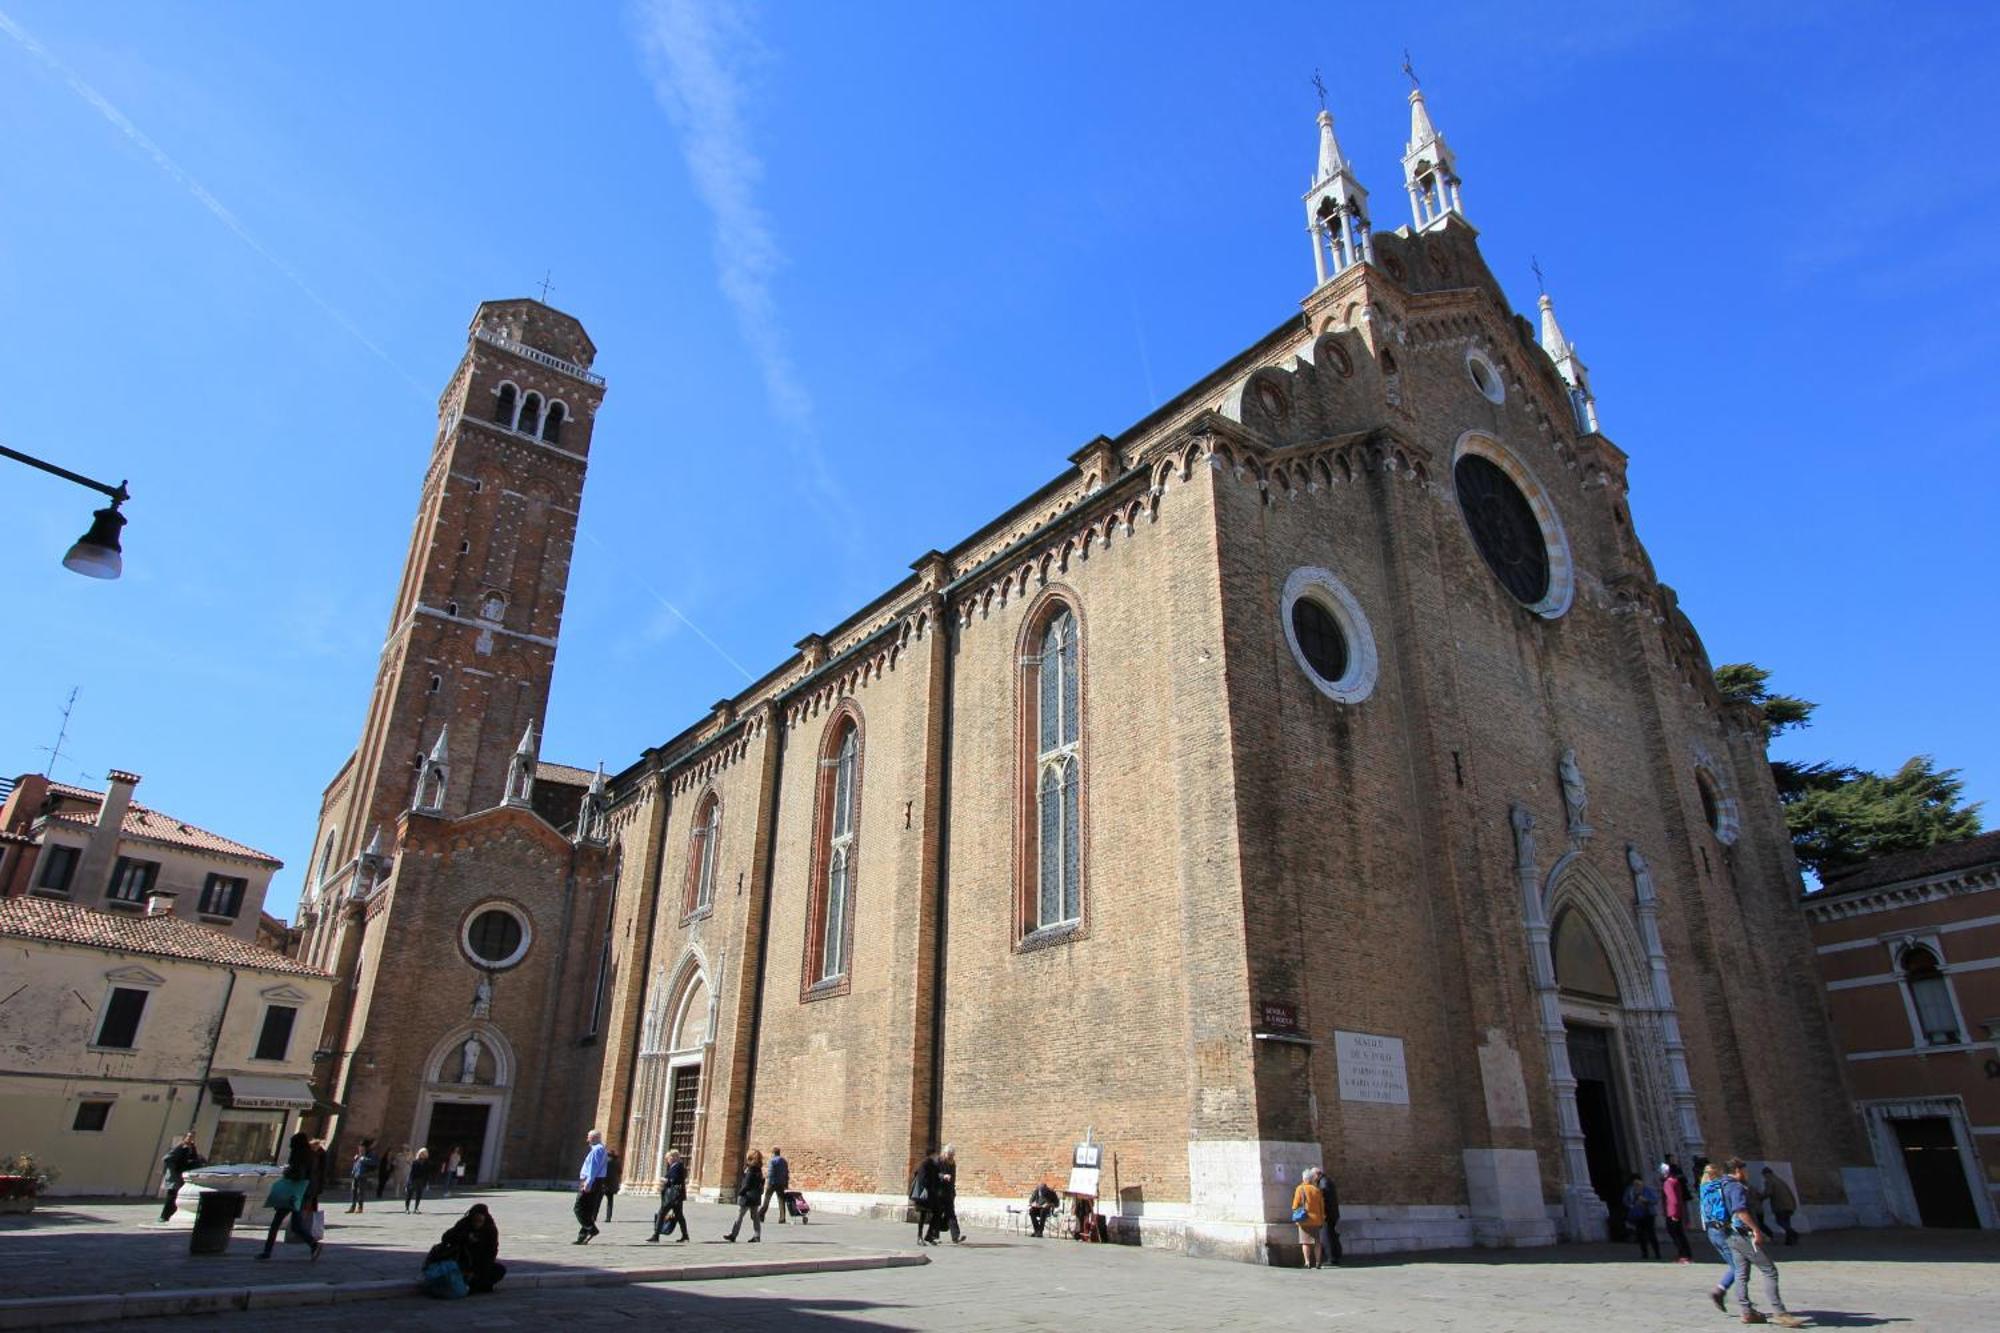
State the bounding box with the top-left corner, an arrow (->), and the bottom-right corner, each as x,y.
1816,830 -> 2000,896
0,897 -> 329,977
534,760 -> 596,786
40,791 -> 281,867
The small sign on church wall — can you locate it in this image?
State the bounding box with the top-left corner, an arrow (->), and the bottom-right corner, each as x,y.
1257,1001 -> 1301,1035
1335,1030 -> 1410,1105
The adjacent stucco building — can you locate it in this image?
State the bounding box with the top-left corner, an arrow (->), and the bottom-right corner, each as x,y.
0,896 -> 333,1195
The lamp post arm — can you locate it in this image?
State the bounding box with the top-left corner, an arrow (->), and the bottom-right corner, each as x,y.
0,442 -> 128,503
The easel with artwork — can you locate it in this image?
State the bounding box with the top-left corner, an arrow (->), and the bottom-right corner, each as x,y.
1063,1130 -> 1103,1241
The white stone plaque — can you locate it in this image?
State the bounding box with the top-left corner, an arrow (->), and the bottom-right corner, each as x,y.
1335,1030 -> 1410,1105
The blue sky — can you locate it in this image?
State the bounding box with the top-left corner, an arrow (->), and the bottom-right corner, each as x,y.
1,1 -> 1993,920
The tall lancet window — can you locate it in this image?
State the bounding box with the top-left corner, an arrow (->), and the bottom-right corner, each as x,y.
683,791 -> 720,918
804,708 -> 862,994
1020,599 -> 1084,940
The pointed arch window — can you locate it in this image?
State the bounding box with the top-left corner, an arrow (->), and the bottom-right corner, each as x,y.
518,392 -> 542,438
544,401 -> 566,445
1018,598 -> 1085,944
494,382 -> 517,427
683,792 -> 720,920
803,708 -> 862,997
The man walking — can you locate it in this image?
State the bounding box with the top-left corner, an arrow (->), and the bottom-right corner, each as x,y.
1721,1158 -> 1805,1327
763,1146 -> 791,1223
574,1129 -> 609,1244
1760,1167 -> 1799,1246
603,1147 -> 622,1221
159,1132 -> 203,1222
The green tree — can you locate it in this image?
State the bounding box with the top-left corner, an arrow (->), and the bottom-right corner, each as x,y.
1712,665 -> 1984,879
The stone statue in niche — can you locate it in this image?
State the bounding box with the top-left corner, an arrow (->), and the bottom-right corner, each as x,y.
1559,748 -> 1593,841
471,973 -> 493,1019
458,1033 -> 483,1084
1627,844 -> 1656,904
1509,802 -> 1537,873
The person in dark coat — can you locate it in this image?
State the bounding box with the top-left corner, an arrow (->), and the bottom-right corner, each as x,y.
404,1147 -> 435,1213
722,1149 -> 765,1242
441,1203 -> 506,1294
762,1147 -> 792,1223
602,1148 -> 622,1221
258,1131 -> 323,1261
649,1148 -> 690,1242
1313,1168 -> 1342,1266
912,1151 -> 942,1246
1027,1181 -> 1059,1238
159,1132 -> 204,1222
923,1145 -> 963,1245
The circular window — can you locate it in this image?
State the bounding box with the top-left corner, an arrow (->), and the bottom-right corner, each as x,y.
1280,568 -> 1378,703
1466,350 -> 1505,404
462,904 -> 531,969
1452,437 -> 1573,619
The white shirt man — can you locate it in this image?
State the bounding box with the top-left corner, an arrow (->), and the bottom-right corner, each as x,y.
574,1130 -> 608,1243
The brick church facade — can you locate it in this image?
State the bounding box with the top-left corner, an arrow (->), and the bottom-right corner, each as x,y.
298,87 -> 1884,1257
295,301 -> 617,1182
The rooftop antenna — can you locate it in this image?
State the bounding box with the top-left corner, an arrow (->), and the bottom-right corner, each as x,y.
39,686 -> 79,777
1312,68 -> 1327,111
1402,48 -> 1420,89
1532,256 -> 1546,295
536,270 -> 556,303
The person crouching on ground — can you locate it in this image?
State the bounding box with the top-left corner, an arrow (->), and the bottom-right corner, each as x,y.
1291,1167 -> 1326,1269
724,1149 -> 765,1242
442,1203 -> 506,1294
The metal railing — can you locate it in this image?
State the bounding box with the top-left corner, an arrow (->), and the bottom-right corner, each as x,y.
473,329 -> 605,386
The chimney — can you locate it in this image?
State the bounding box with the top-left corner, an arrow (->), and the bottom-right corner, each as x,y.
73,769 -> 140,910
145,889 -> 177,918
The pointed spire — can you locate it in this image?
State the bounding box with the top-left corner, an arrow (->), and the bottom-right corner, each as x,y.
1304,103 -> 1372,287
1537,289 -> 1599,435
426,724 -> 450,765
363,826 -> 384,859
415,726 -> 450,814
1400,77 -> 1462,231
574,762 -> 610,846
504,719 -> 539,808
588,762 -> 607,797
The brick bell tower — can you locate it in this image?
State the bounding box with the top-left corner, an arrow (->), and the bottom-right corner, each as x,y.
297,297 -> 605,975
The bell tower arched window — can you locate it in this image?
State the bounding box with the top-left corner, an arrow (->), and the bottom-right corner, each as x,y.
682,792 -> 719,920
544,401 -> 566,445
494,382 -> 517,427
518,392 -> 542,438
803,708 -> 862,996
1017,596 -> 1085,942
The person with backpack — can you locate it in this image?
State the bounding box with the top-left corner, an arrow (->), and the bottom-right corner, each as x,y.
649,1148 -> 690,1242
1699,1162 -> 1739,1308
158,1132 -> 204,1222
1714,1158 -> 1806,1326
1621,1170 -> 1661,1259
1659,1162 -> 1693,1263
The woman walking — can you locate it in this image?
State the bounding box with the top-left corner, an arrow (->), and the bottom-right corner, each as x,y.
441,1146 -> 462,1198
722,1149 -> 765,1242
1291,1167 -> 1326,1269
924,1146 -> 963,1245
404,1147 -> 435,1212
649,1149 -> 690,1242
258,1131 -> 323,1261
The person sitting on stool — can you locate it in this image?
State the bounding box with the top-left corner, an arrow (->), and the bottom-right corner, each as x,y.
1027,1182 -> 1059,1238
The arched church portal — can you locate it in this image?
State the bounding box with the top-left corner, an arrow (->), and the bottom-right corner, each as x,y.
409,1024 -> 515,1184
628,956 -> 713,1189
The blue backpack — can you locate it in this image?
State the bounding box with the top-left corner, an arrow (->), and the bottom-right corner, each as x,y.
420,1258 -> 468,1299
1699,1178 -> 1730,1230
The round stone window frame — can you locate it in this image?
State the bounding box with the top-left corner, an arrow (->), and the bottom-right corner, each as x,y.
1451,432 -> 1575,619
1466,348 -> 1506,404
1280,566 -> 1379,704
460,900 -> 533,971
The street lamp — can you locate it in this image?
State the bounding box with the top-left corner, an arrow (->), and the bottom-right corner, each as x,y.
1,441 -> 130,579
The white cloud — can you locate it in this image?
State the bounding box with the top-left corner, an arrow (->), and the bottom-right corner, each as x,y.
632,0 -> 858,540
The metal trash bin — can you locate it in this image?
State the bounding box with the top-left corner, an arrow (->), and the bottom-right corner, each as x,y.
189,1188 -> 246,1255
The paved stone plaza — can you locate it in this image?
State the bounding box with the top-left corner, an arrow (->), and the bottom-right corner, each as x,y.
4,1190 -> 1995,1330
